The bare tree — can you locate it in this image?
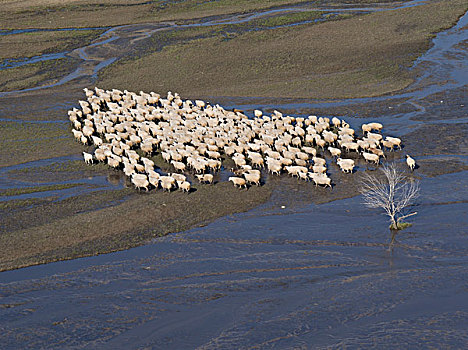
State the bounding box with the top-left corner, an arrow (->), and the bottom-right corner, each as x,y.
360,163 -> 420,244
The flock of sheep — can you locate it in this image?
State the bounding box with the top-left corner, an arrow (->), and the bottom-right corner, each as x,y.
69,87 -> 408,192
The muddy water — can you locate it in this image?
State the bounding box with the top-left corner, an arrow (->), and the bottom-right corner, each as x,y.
0,171 -> 466,348
0,2 -> 467,349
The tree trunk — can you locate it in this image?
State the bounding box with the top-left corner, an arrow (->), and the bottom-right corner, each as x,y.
389,214 -> 398,230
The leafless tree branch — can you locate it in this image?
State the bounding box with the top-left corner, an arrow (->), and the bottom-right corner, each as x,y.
359,163 -> 420,229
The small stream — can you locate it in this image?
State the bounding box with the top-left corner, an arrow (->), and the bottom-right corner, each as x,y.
0,0 -> 430,96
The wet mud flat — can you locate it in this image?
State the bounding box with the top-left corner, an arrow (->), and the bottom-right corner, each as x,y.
0,171 -> 466,348
0,0 -> 467,348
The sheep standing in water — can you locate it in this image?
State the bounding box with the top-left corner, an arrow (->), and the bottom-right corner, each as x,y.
406,155 -> 416,171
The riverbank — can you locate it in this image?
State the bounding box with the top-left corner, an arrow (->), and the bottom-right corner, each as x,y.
0,0 -> 466,271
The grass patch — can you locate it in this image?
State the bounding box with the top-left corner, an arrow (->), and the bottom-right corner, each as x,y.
0,57 -> 80,92
0,182 -> 272,271
99,0 -> 468,99
390,222 -> 413,230
0,197 -> 53,211
0,0 -> 314,29
7,160 -> 113,183
0,121 -> 82,167
0,183 -> 83,197
0,29 -> 105,60
250,11 -> 323,27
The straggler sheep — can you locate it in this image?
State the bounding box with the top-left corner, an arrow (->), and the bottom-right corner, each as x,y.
229,176 -> 247,189
406,155 -> 416,171
83,152 -> 93,164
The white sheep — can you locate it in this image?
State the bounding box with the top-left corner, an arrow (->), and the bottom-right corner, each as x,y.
196,173 -> 214,184
131,173 -> 149,191
362,152 -> 380,165
229,176 -> 247,189
309,173 -> 332,188
312,165 -> 327,174
83,152 -> 93,164
406,155 -> 416,171
171,160 -> 186,172
160,176 -> 176,191
179,181 -> 191,192
386,136 -> 402,149
336,158 -> 355,173
328,146 -> 341,158
312,157 -> 326,166
70,88 -> 404,194
243,171 -> 261,186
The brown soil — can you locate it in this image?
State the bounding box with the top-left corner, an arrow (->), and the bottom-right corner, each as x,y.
0,120 -> 82,167
0,181 -> 273,271
0,0 -> 467,271
0,0 -> 396,29
403,123 -> 468,157
416,158 -> 468,177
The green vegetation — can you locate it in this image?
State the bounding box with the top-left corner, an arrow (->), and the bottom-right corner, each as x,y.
0,197 -> 53,211
7,160 -> 112,183
0,183 -> 83,197
390,222 -> 413,230
99,0 -> 468,99
251,11 -> 322,27
0,121 -> 81,167
0,57 -> 80,92
0,29 -> 104,60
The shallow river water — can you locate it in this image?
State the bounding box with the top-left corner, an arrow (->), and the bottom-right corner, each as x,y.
0,1 -> 467,348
